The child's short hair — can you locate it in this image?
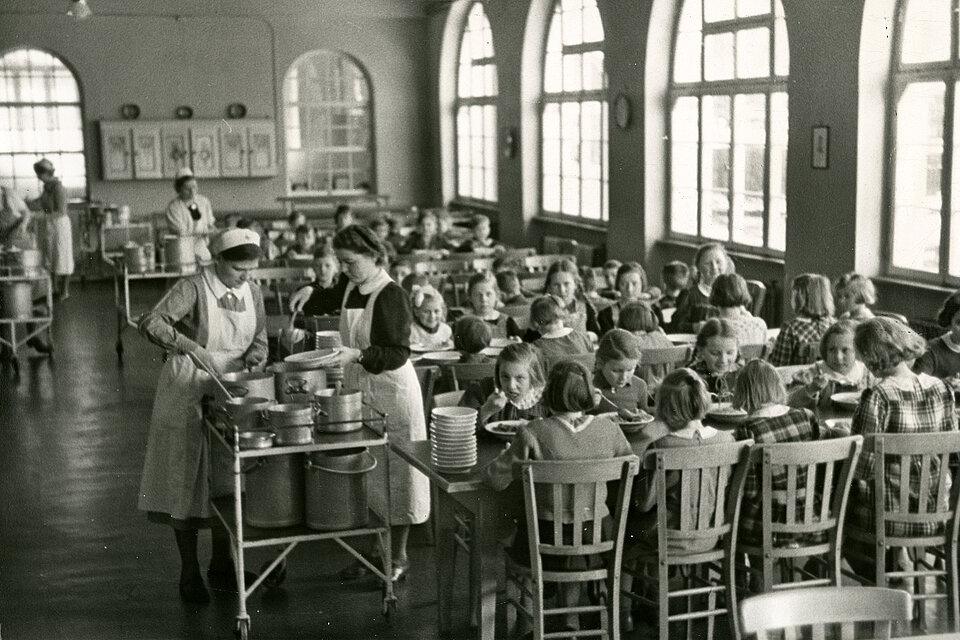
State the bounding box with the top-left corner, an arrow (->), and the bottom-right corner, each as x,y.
295,224 -> 311,236
618,301 -> 660,333
411,284 -> 446,313
615,262 -> 648,292
732,359 -> 786,413
400,272 -> 429,295
370,215 -> 389,232
854,316 -> 927,375
819,319 -> 857,361
453,316 -> 492,354
542,360 -> 597,413
655,368 -> 711,430
468,271 -> 499,297
662,261 -> 690,288
709,273 -> 752,309
693,243 -> 730,278
695,318 -> 739,351
603,259 -> 622,272
416,209 -> 439,228
288,209 -> 305,225
495,269 -> 519,293
792,273 -> 834,319
471,213 -> 490,229
312,245 -> 338,262
937,290 -> 960,328
530,295 -> 564,327
596,329 -> 641,368
334,204 -> 352,224
495,343 -> 547,390
579,266 -> 598,293
543,258 -> 583,295
834,272 -> 877,306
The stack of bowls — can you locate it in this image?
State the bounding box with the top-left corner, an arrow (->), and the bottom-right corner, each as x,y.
315,332 -> 345,386
430,406 -> 478,473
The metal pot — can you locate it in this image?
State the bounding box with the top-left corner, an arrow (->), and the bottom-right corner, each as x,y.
164,234 -> 195,268
238,430 -> 274,450
305,448 -> 376,530
273,424 -> 314,446
243,454 -> 304,527
221,396 -> 273,432
0,280 -> 34,319
271,362 -> 327,404
313,388 -> 363,433
123,243 -> 147,274
265,403 -> 315,429
4,248 -> 42,275
219,371 -> 276,403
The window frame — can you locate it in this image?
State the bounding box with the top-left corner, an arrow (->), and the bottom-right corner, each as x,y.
882,0 -> 960,286
453,1 -> 499,206
0,46 -> 88,202
281,50 -> 375,196
665,0 -> 788,257
539,0 -> 609,224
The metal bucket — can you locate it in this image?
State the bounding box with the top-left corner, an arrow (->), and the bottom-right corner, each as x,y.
243,454 -> 305,528
0,280 -> 34,319
313,388 -> 363,433
164,234 -> 195,268
304,449 -> 376,531
271,362 -> 327,404
220,396 -> 273,432
219,371 -> 276,403
123,243 -> 147,274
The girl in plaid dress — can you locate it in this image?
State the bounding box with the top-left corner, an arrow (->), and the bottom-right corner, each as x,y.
844,317 -> 957,576
768,273 -> 836,366
787,320 -> 876,411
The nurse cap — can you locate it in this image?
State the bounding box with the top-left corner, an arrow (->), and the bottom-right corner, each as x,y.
211,228 -> 260,256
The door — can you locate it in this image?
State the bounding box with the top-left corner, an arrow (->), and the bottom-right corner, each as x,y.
219,124 -> 249,177
131,124 -> 163,179
246,121 -> 278,177
100,122 -> 133,180
161,125 -> 191,178
189,125 -> 220,178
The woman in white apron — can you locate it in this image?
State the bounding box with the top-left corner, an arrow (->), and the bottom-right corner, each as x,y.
26,158 -> 73,300
165,168 -> 216,263
138,228 -> 267,604
333,224 -> 429,582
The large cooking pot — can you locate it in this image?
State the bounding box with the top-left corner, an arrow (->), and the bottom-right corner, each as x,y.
313,388 -> 363,433
271,362 -> 327,404
305,449 -> 376,530
123,243 -> 147,274
164,234 -> 195,268
243,453 -> 304,528
220,396 -> 273,432
0,280 -> 34,319
265,403 -> 314,429
218,371 -> 276,403
4,248 -> 42,276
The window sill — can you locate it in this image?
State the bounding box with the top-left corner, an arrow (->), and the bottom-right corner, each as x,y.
532,214 -> 607,233
872,275 -> 957,296
450,199 -> 499,214
655,238 -> 785,268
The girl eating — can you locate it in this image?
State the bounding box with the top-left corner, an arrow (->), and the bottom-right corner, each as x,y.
617,301 -> 674,349
834,272 -> 876,322
453,315 -> 493,363
597,262 -> 649,335
591,329 -> 650,419
671,243 -> 731,332
768,273 -> 836,366
409,285 -> 452,351
530,295 -> 594,363
688,318 -> 743,397
402,209 -> 448,254
459,342 -> 548,427
788,320 -> 875,411
529,258 -> 600,339
465,271 -> 522,339
914,290 -> 960,379
708,273 -> 767,346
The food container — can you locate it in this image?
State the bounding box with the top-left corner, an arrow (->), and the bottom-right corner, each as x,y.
123,242 -> 147,274
305,449 -> 376,530
273,425 -> 313,446
265,403 -> 314,429
283,348 -> 339,370
218,370 -> 276,403
4,248 -> 42,275
164,234 -> 195,269
313,330 -> 342,349
221,396 -> 273,432
0,280 -> 34,319
313,388 -> 363,433
243,453 -> 304,527
238,430 -> 274,450
271,362 -> 327,404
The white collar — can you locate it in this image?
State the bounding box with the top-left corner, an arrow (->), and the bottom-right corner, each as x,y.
671,420 -> 718,440
202,266 -> 249,299
476,309 -> 500,321
555,414 -> 593,434
540,326 -> 572,339
942,333 -> 960,354
751,404 -> 790,418
356,268 -> 392,295
697,282 -> 712,298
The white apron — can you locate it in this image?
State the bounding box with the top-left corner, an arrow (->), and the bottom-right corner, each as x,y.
340,270 -> 430,525
138,270 -> 255,524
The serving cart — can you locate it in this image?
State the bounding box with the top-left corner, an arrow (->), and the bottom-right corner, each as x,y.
206,401 -> 397,640
111,260 -> 195,360
0,267 -> 53,376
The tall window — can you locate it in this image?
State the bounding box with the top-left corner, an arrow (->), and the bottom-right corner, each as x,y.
886,0 -> 960,282
284,51 -> 372,193
542,0 -> 608,221
456,2 -> 498,203
668,0 -> 789,252
0,48 -> 86,199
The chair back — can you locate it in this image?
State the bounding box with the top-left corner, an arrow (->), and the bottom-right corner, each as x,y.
746,436 -> 863,590
637,345 -> 691,392
522,254 -> 569,273
250,266 -> 314,314
414,365 -> 440,418
500,304 -> 531,331
440,361 -> 497,391
739,586 -> 912,640
744,280 -> 767,318
797,340 -> 821,365
413,258 -> 472,277
739,343 -> 766,361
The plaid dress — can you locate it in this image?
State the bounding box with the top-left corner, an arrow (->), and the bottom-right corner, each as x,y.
767,315 -> 836,366
848,373 -> 957,537
734,408 -> 821,545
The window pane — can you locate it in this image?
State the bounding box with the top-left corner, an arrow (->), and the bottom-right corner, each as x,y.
737,0 -> 770,18
544,174 -> 561,212
674,31 -> 703,83
769,92 -> 788,251
704,33 -> 735,81
582,2 -> 604,43
582,51 -> 605,91
544,52 -> 563,93
702,95 -> 732,241
562,175 -> 580,215
704,0 -> 735,23
891,82 -> 944,273
563,53 -> 583,92
774,16 -> 789,76
950,82 -> 960,276
736,27 -> 770,78
671,96 -> 700,235
901,0 -> 950,64
732,94 -> 766,246
562,1 -> 583,46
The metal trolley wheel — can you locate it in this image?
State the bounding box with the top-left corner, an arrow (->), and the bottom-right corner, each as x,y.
234,617 -> 250,640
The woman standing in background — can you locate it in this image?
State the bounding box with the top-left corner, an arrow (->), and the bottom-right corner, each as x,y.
27,158 -> 73,300
166,168 -> 216,263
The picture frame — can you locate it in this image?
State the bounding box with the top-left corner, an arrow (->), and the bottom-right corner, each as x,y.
811,125 -> 829,169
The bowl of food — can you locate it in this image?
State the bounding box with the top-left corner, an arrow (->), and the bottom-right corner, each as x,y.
706,402 -> 748,424
830,391 -> 862,410
485,420 -> 527,441
823,418 -> 853,435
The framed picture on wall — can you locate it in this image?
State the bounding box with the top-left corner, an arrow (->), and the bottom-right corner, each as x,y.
812,125 -> 829,170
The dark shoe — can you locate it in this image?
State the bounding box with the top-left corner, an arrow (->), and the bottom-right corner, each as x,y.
27,337 -> 51,354
207,566 -> 259,593
179,572 -> 210,604
337,558 -> 374,580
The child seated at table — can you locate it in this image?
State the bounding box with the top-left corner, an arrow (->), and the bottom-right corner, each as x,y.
283,224 -> 316,260
530,295 -> 594,362
390,259 -> 414,288
483,360 -> 634,635
768,273 -> 836,366
914,290 -> 960,379
533,258 -> 601,339
465,271 -> 522,339
580,266 -> 604,305
834,272 -> 876,322
458,213 -> 499,253
617,301 -> 674,349
732,359 -> 821,547
277,209 -> 306,250
460,342 -> 549,426
598,259 -> 622,300
496,269 -> 531,306
657,261 -> 690,310
333,204 -> 354,232
453,315 -> 492,364
291,246 -> 348,317
369,214 -> 398,264
402,209 -> 448,254
591,329 -> 650,418
436,208 -> 461,251
688,318 -> 744,397
410,285 -> 452,351
598,262 -> 650,335
788,320 -> 875,411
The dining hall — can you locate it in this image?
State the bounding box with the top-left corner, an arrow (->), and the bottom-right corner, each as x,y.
2,1 -> 960,639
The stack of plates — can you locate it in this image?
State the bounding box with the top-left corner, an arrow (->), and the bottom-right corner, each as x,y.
315,331 -> 342,350
325,365 -> 344,385
430,406 -> 478,472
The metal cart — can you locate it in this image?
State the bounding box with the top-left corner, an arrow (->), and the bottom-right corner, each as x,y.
112,261 -> 195,360
0,267 -> 53,376
206,402 -> 397,640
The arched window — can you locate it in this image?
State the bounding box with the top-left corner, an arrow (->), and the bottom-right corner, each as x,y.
283,51 -> 373,194
668,0 -> 789,252
541,0 -> 607,221
886,0 -> 960,283
0,48 -> 86,199
456,2 -> 497,203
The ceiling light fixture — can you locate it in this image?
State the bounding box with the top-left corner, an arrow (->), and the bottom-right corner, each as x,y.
67,0 -> 93,20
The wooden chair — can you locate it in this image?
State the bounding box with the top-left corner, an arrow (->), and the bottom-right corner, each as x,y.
623,440 -> 753,640
250,266 -> 314,314
739,343 -> 766,361
501,304 -> 531,331
431,389 -> 465,412
744,280 -> 766,318
637,345 -> 692,392
843,432 -> 960,630
522,254 -> 568,274
739,586 -> 912,640
519,273 -> 547,294
735,436 -> 863,596
504,456 -> 640,640
439,361 -> 496,392
414,365 -> 440,419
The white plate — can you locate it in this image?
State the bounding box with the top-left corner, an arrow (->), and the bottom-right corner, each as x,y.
422,351 -> 461,362
489,338 -> 515,348
432,407 -> 479,420
666,333 -> 697,344
707,402 -> 748,424
830,391 -> 862,410
284,348 -> 340,365
485,420 -> 527,440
